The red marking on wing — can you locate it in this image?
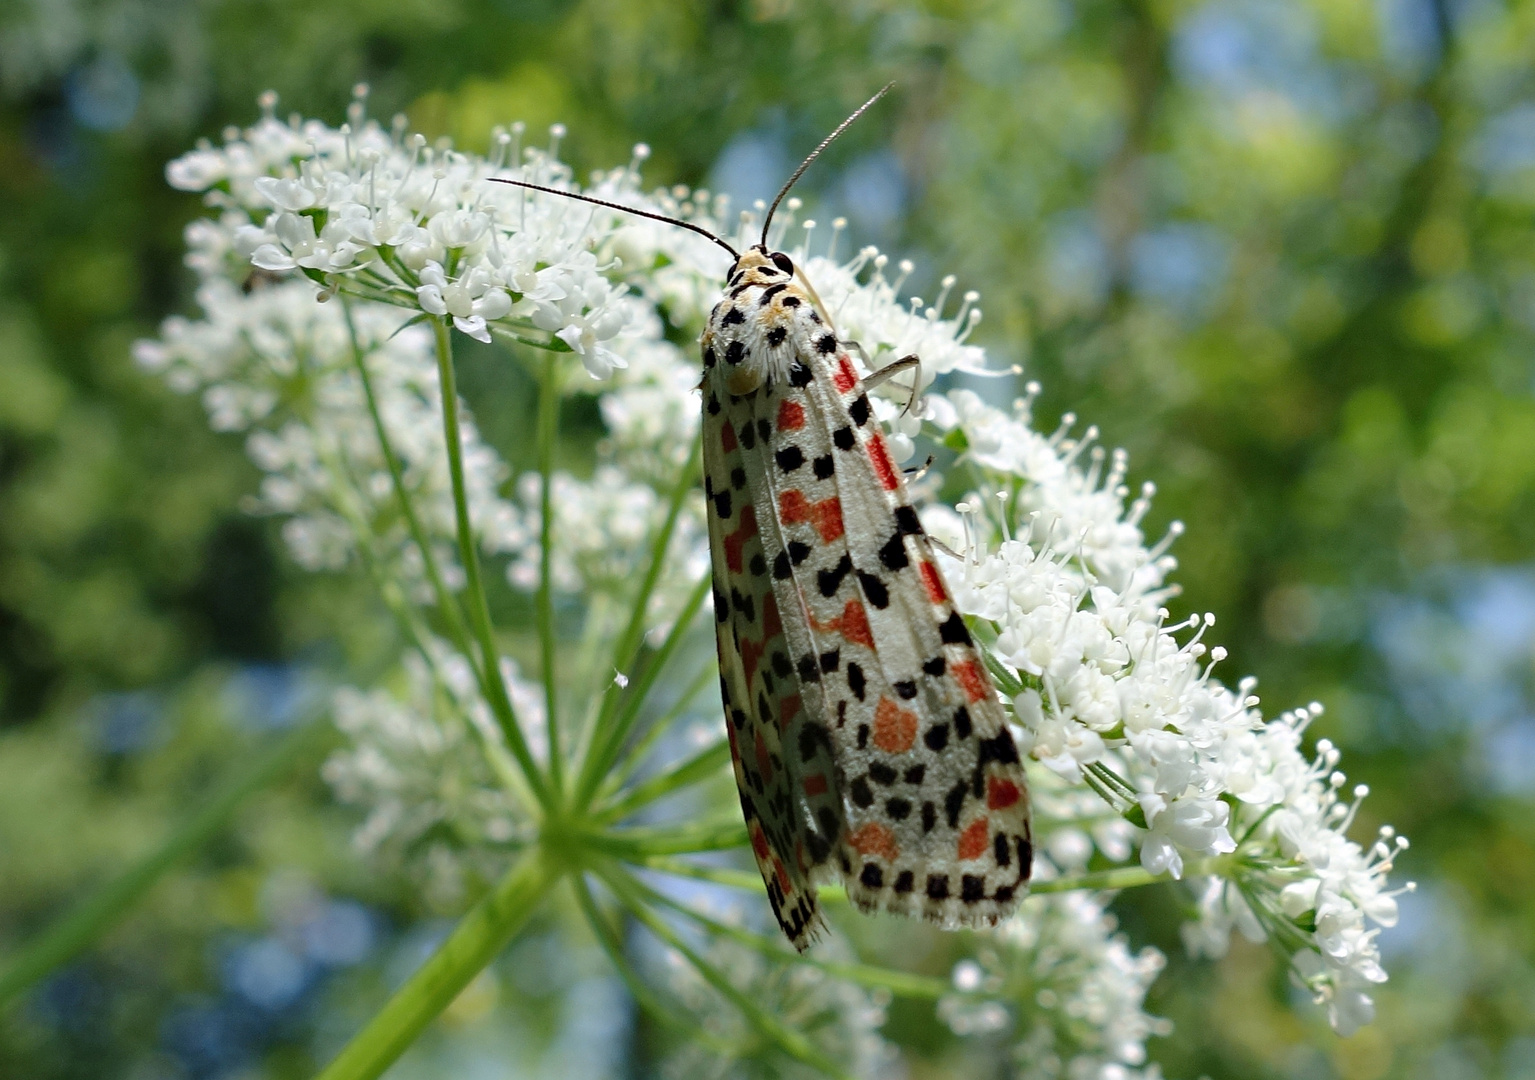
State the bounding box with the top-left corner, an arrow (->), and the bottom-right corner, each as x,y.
815,599 -> 875,650
957,817 -> 990,861
774,856 -> 792,894
741,637 -> 765,687
778,693 -> 802,730
987,776 -> 1022,810
849,822 -> 900,860
751,820 -> 771,862
803,773 -> 828,797
762,592 -> 782,639
811,497 -> 844,543
867,433 -> 899,490
755,729 -> 773,784
778,489 -> 809,525
833,356 -> 859,394
727,717 -> 741,765
919,561 -> 947,604
872,697 -> 918,754
723,504 -> 758,574
953,659 -> 989,703
776,399 -> 805,431
720,420 -> 738,454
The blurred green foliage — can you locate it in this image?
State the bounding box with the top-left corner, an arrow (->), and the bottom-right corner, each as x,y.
1,1 -> 1533,1078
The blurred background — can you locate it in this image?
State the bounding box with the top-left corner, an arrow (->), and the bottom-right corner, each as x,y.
0,0 -> 1532,1077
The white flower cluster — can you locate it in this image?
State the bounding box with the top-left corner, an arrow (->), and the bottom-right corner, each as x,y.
1179,711 -> 1409,1036
928,388 -> 1407,1033
322,646 -> 543,908
134,274 -> 514,584
168,87 -> 630,375
940,890 -> 1169,1080
142,96 -> 1407,1066
653,932 -> 897,1080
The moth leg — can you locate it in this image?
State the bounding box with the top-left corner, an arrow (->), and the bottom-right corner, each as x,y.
865,353 -> 923,417
904,454 -> 936,481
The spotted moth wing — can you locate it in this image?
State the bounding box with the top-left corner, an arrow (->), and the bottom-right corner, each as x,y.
702,250 -> 1033,946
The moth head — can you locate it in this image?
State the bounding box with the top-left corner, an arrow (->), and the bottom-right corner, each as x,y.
726,245 -> 795,285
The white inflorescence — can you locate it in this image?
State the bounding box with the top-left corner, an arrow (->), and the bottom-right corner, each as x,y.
140,97 -> 1408,1064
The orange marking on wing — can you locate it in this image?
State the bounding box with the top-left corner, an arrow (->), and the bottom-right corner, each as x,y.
762,592 -> 782,639
953,659 -> 989,703
720,420 -> 738,454
987,776 -> 1022,810
919,561 -> 947,604
811,497 -> 844,543
867,433 -> 899,490
849,822 -> 900,861
872,697 -> 918,754
750,820 -> 771,862
776,399 -> 805,431
839,599 -> 874,649
778,693 -> 802,730
803,773 -> 828,797
778,489 -> 810,525
833,356 -> 859,394
957,817 -> 990,861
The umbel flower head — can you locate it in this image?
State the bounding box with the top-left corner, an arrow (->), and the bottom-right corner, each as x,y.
138,87 -> 1409,1075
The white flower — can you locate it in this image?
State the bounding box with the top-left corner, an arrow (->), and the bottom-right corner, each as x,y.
1136,792 -> 1235,878
416,262 -> 511,343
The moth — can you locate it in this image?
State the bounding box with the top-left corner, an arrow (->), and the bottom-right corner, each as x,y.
494,87 -> 1032,949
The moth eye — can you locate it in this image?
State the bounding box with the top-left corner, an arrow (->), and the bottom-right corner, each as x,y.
771,251 -> 795,276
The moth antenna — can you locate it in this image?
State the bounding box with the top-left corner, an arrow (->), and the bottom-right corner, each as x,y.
760,83 -> 894,250
486,178 -> 740,260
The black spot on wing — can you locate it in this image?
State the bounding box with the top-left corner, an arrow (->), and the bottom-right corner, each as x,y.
857,571 -> 890,609
846,662 -> 866,701
819,554 -> 853,597
940,611 -> 972,645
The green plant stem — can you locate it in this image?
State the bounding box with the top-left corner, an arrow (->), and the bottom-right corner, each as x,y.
594,739 -> 731,823
627,868 -> 953,1000
600,661 -> 716,797
431,317 -> 550,810
573,443 -> 702,807
571,874 -> 737,1053
596,865 -> 852,1080
0,719 -> 330,1009
342,298 -> 478,679
578,572 -> 711,810
1029,855 -> 1234,894
314,851 -> 561,1080
535,349 -> 563,800
590,819 -> 748,859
